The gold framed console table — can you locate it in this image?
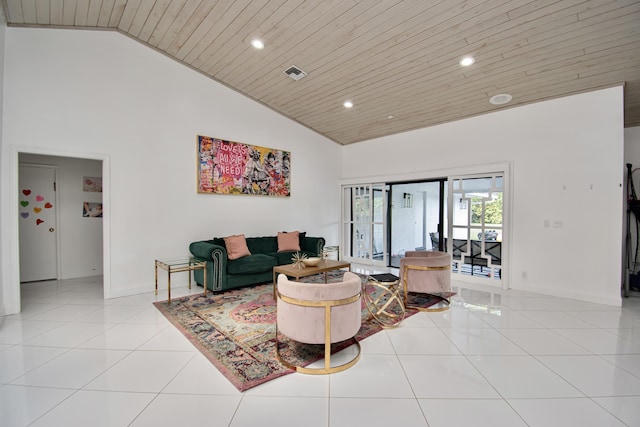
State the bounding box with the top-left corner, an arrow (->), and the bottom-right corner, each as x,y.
155,257 -> 207,303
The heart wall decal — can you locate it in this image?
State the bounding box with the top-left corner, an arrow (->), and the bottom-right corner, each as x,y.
36,195 -> 44,202
45,203 -> 53,209
36,219 -> 44,225
20,212 -> 29,219
20,201 -> 29,207
33,207 -> 42,213
22,189 -> 31,196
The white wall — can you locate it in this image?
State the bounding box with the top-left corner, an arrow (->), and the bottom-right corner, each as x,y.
0,7 -> 6,320
624,127 -> 640,165
2,28 -> 341,314
342,87 -> 625,306
19,153 -> 103,279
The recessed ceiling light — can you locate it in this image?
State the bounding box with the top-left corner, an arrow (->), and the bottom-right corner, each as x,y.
459,56 -> 475,67
343,101 -> 353,108
387,115 -> 394,119
251,39 -> 264,49
489,93 -> 513,105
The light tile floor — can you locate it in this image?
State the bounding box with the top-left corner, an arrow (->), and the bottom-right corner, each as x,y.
1,275 -> 640,426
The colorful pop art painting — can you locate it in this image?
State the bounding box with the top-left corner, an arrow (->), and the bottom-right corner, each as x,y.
197,135 -> 291,197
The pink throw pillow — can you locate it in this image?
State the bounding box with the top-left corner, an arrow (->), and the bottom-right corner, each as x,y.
278,231 -> 300,252
224,234 -> 251,260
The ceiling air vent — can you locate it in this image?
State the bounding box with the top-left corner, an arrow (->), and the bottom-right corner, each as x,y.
283,65 -> 307,81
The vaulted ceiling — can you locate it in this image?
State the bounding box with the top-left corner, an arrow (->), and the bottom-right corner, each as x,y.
2,0 -> 639,145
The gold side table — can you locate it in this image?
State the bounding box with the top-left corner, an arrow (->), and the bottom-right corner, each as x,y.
155,257 -> 207,303
364,273 -> 406,328
323,245 -> 340,260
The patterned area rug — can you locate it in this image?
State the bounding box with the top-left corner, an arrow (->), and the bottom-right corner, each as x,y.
153,271 -> 448,391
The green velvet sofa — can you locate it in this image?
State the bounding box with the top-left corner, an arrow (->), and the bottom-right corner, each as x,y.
189,234 -> 325,292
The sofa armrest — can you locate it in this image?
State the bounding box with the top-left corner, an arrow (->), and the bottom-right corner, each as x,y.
301,236 -> 325,257
189,240 -> 228,291
189,240 -> 227,261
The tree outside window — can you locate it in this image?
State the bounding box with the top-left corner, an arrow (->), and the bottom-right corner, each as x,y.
471,192 -> 503,225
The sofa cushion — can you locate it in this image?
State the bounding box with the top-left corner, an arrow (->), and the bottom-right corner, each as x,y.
227,254 -> 277,275
211,237 -> 225,247
224,234 -> 251,260
246,236 -> 278,254
277,231 -> 300,252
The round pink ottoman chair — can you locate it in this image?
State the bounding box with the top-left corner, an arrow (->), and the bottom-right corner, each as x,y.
400,250 -> 452,312
275,271 -> 362,374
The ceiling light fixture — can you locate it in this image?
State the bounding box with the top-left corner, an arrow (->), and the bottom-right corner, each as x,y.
343,101 -> 354,108
489,93 -> 513,105
251,39 -> 264,49
387,115 -> 394,119
459,56 -> 475,67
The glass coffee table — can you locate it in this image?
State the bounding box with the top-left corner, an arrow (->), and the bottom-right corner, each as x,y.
155,257 -> 207,303
272,259 -> 351,298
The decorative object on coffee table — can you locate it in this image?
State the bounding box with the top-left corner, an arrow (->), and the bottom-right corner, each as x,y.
302,257 -> 321,267
291,252 -> 307,269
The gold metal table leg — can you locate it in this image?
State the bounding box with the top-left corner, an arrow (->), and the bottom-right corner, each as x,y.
273,270 -> 277,299
167,267 -> 171,303
188,260 -> 192,290
203,264 -> 207,297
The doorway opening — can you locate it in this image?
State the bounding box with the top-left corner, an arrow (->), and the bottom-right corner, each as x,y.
388,179 -> 447,268
17,153 -> 105,292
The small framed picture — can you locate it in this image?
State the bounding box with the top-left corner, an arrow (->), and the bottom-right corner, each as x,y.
83,177 -> 102,192
83,202 -> 103,218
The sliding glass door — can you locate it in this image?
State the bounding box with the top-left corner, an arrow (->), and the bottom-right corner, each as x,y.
388,180 -> 446,268
342,184 -> 386,266
341,168 -> 507,287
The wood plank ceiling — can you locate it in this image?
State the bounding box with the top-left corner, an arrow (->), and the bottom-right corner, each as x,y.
2,0 -> 640,145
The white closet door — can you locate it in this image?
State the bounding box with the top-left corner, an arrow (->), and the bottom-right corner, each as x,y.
19,164 -> 58,282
